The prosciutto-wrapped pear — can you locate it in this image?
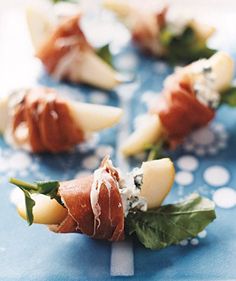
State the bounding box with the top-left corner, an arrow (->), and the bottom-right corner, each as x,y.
121,52 -> 235,156
26,3 -> 124,90
0,88 -> 122,153
104,0 -> 216,62
10,156 -> 216,249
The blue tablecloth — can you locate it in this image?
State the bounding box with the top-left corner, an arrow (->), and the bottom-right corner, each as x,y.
0,8 -> 236,281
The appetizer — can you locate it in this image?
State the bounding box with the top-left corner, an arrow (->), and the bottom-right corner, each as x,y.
104,0 -> 216,63
0,87 -> 122,153
10,156 -> 216,249
26,3 -> 124,90
121,52 -> 235,156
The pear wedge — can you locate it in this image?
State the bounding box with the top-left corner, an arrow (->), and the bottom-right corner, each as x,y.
68,102 -> 123,132
190,51 -> 234,92
0,96 -> 9,134
121,114 -> 164,156
26,3 -> 56,51
208,52 -> 234,92
69,50 -> 122,90
140,158 -> 175,209
15,189 -> 67,225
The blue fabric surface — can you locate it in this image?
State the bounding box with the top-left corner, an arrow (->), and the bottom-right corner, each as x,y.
1,39 -> 236,281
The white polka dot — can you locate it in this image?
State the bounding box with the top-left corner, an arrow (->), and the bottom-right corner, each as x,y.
175,171 -> 194,186
190,238 -> 199,246
177,155 -> 199,171
198,230 -> 207,239
82,156 -> 100,170
195,147 -> 206,156
191,128 -> 215,145
218,141 -> 226,148
141,91 -> 157,108
116,53 -> 138,70
179,239 -> 188,246
220,132 -> 228,140
90,91 -> 108,104
208,147 -> 218,155
183,143 -> 194,151
213,123 -> 225,132
96,145 -> 113,158
153,62 -> 168,74
204,166 -> 230,187
213,187 -> 236,209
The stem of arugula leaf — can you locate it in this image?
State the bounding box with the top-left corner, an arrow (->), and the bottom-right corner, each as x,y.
9,178 -> 38,191
147,149 -> 158,161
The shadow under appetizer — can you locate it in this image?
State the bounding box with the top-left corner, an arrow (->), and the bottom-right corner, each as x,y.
104,0 -> 216,63
10,156 -> 216,249
26,2 -> 127,90
121,52 -> 236,156
0,87 -> 122,153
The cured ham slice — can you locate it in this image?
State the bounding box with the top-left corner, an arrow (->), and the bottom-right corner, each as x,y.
50,157 -> 125,241
151,74 -> 215,147
37,13 -> 90,78
131,7 -> 167,56
11,88 -> 84,153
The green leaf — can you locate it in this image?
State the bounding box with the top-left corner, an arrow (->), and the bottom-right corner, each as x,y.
160,26 -> 216,64
23,191 -> 36,226
36,181 -> 63,205
96,44 -> 113,66
126,193 -> 216,250
220,87 -> 236,107
9,178 -> 63,225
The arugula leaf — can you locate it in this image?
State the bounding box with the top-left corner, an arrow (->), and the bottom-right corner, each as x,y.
96,44 -> 113,66
9,178 -> 62,225
220,87 -> 236,107
126,193 -> 216,250
36,181 -> 63,205
22,189 -> 35,226
160,26 -> 216,64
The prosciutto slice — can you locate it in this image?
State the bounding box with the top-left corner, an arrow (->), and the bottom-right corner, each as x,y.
151,73 -> 215,147
37,14 -> 91,79
131,7 -> 167,56
11,88 -> 84,153
50,157 -> 125,241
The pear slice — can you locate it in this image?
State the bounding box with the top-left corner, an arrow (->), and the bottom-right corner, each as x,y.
208,52 -> 234,92
0,96 -> 9,134
14,189 -> 67,225
190,51 -> 234,92
68,102 -> 123,132
70,50 -> 122,90
26,3 -> 56,51
140,158 -> 175,209
121,114 -> 164,156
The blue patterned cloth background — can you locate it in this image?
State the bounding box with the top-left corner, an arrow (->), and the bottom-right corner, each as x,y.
0,6 -> 236,281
